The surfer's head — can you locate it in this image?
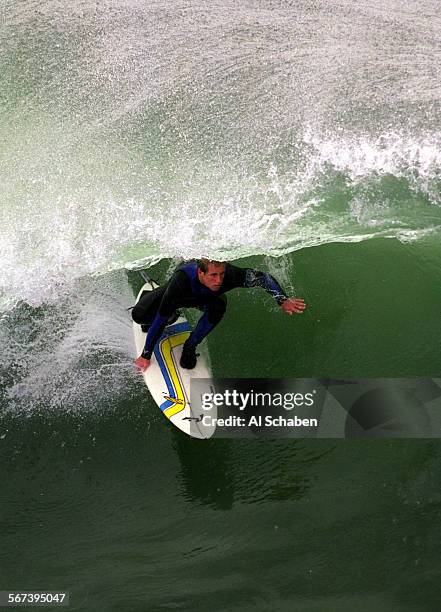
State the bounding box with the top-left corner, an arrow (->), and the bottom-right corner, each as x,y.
197,259 -> 226,291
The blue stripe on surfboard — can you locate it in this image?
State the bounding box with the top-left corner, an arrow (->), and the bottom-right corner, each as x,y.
154,321 -> 192,413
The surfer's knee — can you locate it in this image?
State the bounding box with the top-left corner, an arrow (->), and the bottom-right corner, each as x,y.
131,305 -> 144,324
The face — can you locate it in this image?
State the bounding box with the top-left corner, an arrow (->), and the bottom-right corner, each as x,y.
198,263 -> 226,291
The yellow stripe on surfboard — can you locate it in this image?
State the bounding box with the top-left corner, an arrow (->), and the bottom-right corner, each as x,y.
158,331 -> 191,419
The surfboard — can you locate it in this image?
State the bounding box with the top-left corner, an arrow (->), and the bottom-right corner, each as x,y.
133,274 -> 216,439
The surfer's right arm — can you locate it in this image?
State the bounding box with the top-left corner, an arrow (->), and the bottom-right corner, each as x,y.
138,271 -> 188,365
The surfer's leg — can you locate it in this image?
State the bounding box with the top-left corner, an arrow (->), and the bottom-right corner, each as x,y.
189,296 -> 227,345
132,287 -> 166,328
180,297 -> 227,369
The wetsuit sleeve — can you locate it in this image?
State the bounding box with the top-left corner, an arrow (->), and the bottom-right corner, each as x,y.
227,265 -> 288,305
140,271 -> 188,359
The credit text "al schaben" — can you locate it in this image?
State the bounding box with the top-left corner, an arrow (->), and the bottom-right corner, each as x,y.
200,414 -> 318,427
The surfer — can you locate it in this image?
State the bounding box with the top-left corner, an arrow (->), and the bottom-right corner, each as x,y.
133,259 -> 306,371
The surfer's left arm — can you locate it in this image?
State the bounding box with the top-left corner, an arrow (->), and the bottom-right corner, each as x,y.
230,265 -> 306,315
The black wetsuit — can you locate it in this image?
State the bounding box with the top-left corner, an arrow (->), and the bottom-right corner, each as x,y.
132,261 -> 288,359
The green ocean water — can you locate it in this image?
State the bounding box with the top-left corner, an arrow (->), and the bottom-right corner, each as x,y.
2,0 -> 441,609
2,241 -> 441,611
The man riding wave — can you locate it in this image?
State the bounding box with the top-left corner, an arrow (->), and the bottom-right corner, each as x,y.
132,259 -> 306,371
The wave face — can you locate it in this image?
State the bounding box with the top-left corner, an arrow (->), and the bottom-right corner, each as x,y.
1,0 -> 441,307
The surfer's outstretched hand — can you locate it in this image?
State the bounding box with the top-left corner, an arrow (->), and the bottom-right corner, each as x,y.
135,356 -> 151,371
281,298 -> 307,315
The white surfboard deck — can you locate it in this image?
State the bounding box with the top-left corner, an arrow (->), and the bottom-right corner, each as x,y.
133,278 -> 216,439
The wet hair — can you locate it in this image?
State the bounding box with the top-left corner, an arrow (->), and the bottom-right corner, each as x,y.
197,258 -> 226,273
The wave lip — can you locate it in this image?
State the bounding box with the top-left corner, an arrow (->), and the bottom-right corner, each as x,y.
2,128 -> 441,309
